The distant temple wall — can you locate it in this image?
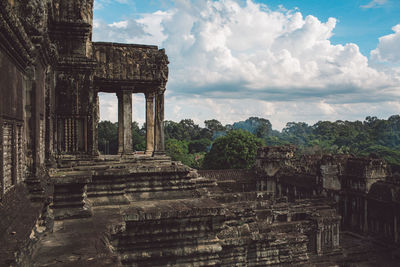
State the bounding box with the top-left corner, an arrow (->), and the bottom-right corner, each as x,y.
255,145 -> 400,244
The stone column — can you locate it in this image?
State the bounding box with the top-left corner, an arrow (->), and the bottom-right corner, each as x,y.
0,113 -> 3,198
117,91 -> 133,155
89,88 -> 99,156
394,208 -> 398,243
153,89 -> 165,155
316,228 -> 322,255
145,92 -> 155,155
363,198 -> 368,233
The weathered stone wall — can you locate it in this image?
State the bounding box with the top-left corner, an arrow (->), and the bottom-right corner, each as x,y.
199,169 -> 257,193
256,145 -> 400,245
0,3 -> 29,198
367,180 -> 400,243
111,199 -> 225,266
0,2 -> 56,265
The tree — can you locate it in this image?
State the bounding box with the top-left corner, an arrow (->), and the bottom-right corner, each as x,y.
205,119 -> 225,132
165,139 -> 188,161
165,138 -> 199,167
203,130 -> 264,170
132,122 -> 146,151
232,117 -> 272,139
164,119 -> 203,141
188,138 -> 212,153
282,122 -> 313,146
98,121 -> 118,154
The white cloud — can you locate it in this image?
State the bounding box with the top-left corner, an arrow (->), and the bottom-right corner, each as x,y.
93,11 -> 171,46
93,0 -> 400,128
361,0 -> 387,9
371,24 -> 400,63
93,19 -> 148,44
94,0 -> 131,10
109,21 -> 129,28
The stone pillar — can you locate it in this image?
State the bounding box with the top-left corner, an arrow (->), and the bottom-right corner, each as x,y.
89,89 -> 99,156
316,228 -> 322,255
394,209 -> 398,243
117,91 -> 133,155
153,90 -> 165,155
364,198 -> 368,233
0,114 -> 3,199
145,92 -> 155,155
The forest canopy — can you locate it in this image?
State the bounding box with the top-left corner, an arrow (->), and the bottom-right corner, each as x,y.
98,115 -> 400,170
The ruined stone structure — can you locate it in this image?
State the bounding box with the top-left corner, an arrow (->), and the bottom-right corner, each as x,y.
0,0 -> 167,200
256,145 -> 400,247
0,1 -> 398,266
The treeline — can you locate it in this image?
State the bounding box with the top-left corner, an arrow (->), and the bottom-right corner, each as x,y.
98,115 -> 400,169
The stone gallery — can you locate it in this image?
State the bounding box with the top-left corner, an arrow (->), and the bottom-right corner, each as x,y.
0,1 -> 399,266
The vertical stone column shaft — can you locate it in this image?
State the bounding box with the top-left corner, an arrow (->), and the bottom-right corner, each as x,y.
363,198 -> 368,233
90,91 -> 99,156
32,79 -> 41,177
0,113 -> 3,198
394,212 -> 398,243
145,93 -> 155,155
153,90 -> 165,155
316,229 -> 322,255
117,91 -> 133,155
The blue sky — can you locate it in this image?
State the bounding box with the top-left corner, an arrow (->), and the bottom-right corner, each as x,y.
93,0 -> 400,130
95,0 -> 400,55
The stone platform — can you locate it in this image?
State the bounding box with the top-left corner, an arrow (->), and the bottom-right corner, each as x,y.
32,198 -> 224,267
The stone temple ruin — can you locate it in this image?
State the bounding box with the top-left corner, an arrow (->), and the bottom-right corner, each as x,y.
0,1 -> 399,266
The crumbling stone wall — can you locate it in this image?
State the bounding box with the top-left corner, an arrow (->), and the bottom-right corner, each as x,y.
198,169 -> 257,193
256,145 -> 399,244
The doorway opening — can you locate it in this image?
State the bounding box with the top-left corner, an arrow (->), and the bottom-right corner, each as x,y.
98,92 -> 146,154
132,93 -> 146,153
98,92 -> 118,155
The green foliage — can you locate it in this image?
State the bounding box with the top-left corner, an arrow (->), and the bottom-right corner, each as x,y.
98,115 -> 400,170
165,138 -> 190,163
132,122 -> 146,151
204,119 -> 225,139
203,130 -> 264,170
282,122 -> 313,146
205,119 -> 225,132
230,117 -> 272,139
359,145 -> 400,166
164,119 -> 204,141
98,121 -> 118,154
98,120 -> 146,154
188,138 -> 212,153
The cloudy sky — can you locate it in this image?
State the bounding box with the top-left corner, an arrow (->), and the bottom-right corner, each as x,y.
93,0 -> 400,130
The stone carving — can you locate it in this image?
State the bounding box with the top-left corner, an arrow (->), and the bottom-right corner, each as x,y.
17,0 -> 48,36
93,43 -> 169,86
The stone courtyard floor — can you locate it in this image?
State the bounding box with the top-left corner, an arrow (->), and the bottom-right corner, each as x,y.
31,206 -> 125,267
